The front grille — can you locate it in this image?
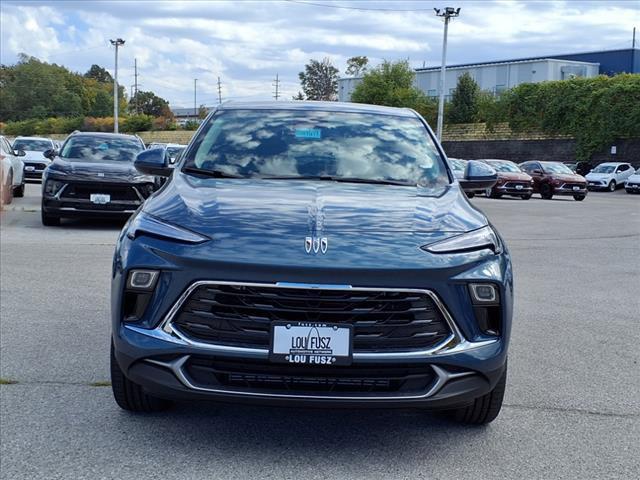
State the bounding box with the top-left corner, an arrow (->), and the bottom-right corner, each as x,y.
561,183 -> 586,189
60,182 -> 140,202
171,283 -> 452,352
186,356 -> 435,394
24,162 -> 48,170
503,181 -> 530,188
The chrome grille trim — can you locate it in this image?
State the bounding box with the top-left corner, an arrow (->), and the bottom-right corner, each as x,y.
125,280 -> 498,360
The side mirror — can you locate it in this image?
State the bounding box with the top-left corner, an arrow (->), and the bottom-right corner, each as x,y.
459,160 -> 497,192
14,149 -> 26,157
134,147 -> 172,177
43,149 -> 57,160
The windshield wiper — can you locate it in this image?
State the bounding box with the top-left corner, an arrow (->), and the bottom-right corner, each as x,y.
182,167 -> 246,179
260,175 -> 414,186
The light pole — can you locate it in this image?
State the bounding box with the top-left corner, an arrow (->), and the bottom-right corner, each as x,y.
194,79 -> 198,121
434,7 -> 460,141
110,38 -> 125,133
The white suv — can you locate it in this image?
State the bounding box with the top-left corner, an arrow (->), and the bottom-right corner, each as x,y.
585,162 -> 634,191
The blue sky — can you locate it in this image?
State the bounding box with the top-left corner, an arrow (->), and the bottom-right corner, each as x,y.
1,1 -> 638,107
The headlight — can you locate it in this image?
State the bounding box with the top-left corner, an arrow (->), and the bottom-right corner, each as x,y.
421,226 -> 502,254
44,179 -> 65,196
127,211 -> 209,244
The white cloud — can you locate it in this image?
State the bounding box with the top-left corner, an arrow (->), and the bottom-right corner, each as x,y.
1,0 -> 638,107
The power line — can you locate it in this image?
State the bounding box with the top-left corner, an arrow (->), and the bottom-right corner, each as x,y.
284,0 -> 434,12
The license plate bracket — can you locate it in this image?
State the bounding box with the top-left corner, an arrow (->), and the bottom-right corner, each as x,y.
269,322 -> 353,366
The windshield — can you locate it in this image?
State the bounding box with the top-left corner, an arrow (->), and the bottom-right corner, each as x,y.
486,160 -> 521,173
13,139 -> 52,151
543,163 -> 574,174
167,146 -> 185,158
450,159 -> 466,172
59,136 -> 143,162
592,165 -> 615,174
183,109 -> 449,187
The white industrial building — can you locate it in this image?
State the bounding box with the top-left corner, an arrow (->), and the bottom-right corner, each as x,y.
338,57 -> 599,102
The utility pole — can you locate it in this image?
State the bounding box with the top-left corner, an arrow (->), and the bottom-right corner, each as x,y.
217,77 -> 222,104
273,73 -> 280,100
194,78 -> 198,120
134,58 -> 139,114
434,7 -> 460,141
110,38 -> 125,133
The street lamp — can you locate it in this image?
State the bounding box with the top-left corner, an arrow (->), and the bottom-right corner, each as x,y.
110,38 -> 125,133
434,7 -> 460,141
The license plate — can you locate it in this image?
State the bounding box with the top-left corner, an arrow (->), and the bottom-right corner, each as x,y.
573,186 -> 580,191
90,194 -> 111,204
515,184 -> 523,190
25,166 -> 35,172
269,322 -> 353,366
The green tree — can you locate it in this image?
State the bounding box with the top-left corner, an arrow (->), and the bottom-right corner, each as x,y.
88,89 -> 113,117
350,60 -> 437,123
122,114 -> 153,133
298,58 -> 339,101
447,72 -> 480,124
84,64 -> 113,83
345,56 -> 369,77
198,104 -> 209,119
129,90 -> 171,116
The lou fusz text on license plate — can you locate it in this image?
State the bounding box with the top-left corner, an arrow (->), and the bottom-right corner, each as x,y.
269,322 -> 353,366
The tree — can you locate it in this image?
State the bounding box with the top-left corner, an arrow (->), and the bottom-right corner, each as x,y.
292,91 -> 305,100
129,90 -> 171,117
198,104 -> 209,119
447,72 -> 480,124
84,64 -> 113,84
298,58 -> 339,101
350,60 -> 437,123
345,56 -> 369,77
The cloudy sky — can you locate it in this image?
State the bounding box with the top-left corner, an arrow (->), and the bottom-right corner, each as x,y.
1,0 -> 638,107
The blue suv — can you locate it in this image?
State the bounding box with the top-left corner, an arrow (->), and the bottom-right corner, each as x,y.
111,101 -> 511,425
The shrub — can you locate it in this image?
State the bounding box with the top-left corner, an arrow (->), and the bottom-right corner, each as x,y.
122,114 -> 153,133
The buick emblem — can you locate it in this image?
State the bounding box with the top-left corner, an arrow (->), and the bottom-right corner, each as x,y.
305,236 -> 328,254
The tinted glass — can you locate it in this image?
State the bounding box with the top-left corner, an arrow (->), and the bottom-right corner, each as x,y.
13,139 -> 52,151
592,165 -> 615,173
543,163 -> 573,174
60,136 -> 143,162
167,146 -> 185,158
486,160 -> 521,173
450,159 -> 466,172
184,109 -> 449,187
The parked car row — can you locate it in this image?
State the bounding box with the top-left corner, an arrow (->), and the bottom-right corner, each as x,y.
451,158 -> 640,200
0,135 -> 26,205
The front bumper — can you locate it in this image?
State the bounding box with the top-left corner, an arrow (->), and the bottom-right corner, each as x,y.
495,183 -> 533,195
554,184 -> 587,196
42,180 -> 150,218
625,182 -> 640,192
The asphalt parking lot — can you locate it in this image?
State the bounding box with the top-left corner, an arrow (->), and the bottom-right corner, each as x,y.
1,184 -> 639,480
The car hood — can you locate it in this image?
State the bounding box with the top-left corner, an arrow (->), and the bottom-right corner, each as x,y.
497,171 -> 531,181
626,173 -> 640,182
143,174 -> 488,239
48,158 -> 152,183
552,173 -> 586,183
22,150 -> 50,162
585,172 -> 612,180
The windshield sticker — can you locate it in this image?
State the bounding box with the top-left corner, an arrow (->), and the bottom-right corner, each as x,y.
97,143 -> 109,151
295,128 -> 321,139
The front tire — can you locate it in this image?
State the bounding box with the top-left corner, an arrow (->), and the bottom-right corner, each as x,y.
573,195 -> 586,201
608,180 -> 616,192
14,181 -> 25,198
41,208 -> 60,226
540,183 -> 554,199
3,172 -> 13,205
521,193 -> 532,200
450,366 -> 507,425
110,343 -> 171,413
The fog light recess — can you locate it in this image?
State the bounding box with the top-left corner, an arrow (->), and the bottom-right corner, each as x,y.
127,270 -> 159,291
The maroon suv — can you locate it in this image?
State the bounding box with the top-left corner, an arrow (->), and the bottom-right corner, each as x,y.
520,161 -> 588,201
482,159 -> 534,199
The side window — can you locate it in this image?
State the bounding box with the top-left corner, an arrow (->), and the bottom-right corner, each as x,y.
521,163 -> 531,173
1,139 -> 11,154
619,164 -> 629,172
